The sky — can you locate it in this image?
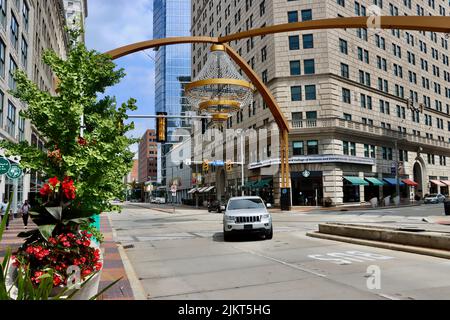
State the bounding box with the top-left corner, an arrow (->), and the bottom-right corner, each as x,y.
85,0 -> 155,157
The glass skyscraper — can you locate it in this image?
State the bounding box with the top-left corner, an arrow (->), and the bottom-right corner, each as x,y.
153,0 -> 191,185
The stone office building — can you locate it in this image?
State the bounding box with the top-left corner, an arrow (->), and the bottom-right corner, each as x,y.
0,0 -> 68,212
191,0 -> 450,206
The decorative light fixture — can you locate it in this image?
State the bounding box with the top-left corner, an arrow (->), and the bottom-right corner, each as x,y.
185,44 -> 254,125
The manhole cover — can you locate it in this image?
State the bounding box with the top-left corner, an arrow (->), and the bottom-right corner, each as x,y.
123,244 -> 135,249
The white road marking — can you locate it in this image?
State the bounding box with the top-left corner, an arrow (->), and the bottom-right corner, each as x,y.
235,247 -> 327,278
309,251 -> 394,265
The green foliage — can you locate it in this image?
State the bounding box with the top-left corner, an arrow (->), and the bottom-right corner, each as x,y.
0,29 -> 138,216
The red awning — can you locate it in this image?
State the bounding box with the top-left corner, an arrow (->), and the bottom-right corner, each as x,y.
430,180 -> 446,187
402,179 -> 418,187
441,180 -> 450,186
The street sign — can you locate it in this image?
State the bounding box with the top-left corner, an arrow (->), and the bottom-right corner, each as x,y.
6,163 -> 22,179
211,160 -> 224,166
0,158 -> 11,175
391,162 -> 397,175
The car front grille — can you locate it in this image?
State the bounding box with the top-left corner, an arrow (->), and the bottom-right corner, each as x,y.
235,216 -> 261,223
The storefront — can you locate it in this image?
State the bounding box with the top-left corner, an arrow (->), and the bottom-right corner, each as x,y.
429,179 -> 444,195
440,179 -> 450,195
382,177 -> 407,198
364,177 -> 384,202
291,171 -> 323,206
342,176 -> 368,203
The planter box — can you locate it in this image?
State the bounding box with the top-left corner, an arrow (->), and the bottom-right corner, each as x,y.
6,241 -> 103,300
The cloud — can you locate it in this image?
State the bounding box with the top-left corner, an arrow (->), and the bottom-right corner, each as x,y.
85,0 -> 153,52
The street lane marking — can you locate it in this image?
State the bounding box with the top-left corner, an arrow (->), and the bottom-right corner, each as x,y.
235,247 -> 327,278
308,251 -> 394,265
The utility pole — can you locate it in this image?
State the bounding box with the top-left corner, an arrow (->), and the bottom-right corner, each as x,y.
240,132 -> 245,196
395,140 -> 400,207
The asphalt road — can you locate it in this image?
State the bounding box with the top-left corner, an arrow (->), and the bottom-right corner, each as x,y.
109,204 -> 450,300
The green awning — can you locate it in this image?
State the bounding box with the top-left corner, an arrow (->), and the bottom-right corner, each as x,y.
343,176 -> 369,186
254,179 -> 272,189
365,177 -> 385,186
244,181 -> 257,188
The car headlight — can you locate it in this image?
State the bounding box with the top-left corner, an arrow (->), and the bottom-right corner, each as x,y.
262,214 -> 271,220
225,215 -> 236,222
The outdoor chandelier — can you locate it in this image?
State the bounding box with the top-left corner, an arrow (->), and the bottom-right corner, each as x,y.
185,44 -> 254,124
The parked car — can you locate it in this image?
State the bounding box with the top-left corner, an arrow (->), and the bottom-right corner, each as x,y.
424,193 -> 446,204
208,200 -> 226,213
223,196 -> 273,241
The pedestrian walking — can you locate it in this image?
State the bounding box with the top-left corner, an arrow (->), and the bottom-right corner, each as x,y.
20,200 -> 31,229
0,197 -> 9,230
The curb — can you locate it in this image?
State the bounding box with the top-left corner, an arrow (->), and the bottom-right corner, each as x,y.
317,223 -> 450,251
307,231 -> 450,260
107,215 -> 147,300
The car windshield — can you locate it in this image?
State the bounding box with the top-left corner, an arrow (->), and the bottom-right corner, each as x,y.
227,198 -> 265,210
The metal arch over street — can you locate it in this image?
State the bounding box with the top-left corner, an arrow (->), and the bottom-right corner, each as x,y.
104,15 -> 450,207
218,16 -> 450,43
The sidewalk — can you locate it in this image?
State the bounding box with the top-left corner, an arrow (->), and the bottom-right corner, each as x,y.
0,215 -> 134,300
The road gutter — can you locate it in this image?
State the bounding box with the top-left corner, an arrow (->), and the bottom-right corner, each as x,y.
108,214 -> 148,300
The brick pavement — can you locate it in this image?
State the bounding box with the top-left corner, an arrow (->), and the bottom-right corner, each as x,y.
0,214 -> 134,300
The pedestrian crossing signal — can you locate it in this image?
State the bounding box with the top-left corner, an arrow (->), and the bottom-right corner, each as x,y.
203,160 -> 209,173
156,112 -> 167,143
226,161 -> 232,172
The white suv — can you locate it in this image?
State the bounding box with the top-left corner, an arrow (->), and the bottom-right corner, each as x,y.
223,196 -> 273,241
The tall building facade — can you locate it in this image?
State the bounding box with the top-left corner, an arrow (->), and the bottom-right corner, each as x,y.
138,129 -> 158,184
191,0 -> 450,206
0,0 -> 68,212
63,0 -> 88,41
153,0 -> 191,187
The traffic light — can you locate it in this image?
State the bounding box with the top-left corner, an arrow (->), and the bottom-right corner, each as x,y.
201,118 -> 208,135
202,160 -> 209,173
226,160 -> 232,172
156,112 -> 167,143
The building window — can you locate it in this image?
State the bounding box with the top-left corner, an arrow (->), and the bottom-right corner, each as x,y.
342,88 -> 351,103
0,90 -> 3,127
339,38 -> 348,54
291,86 -> 302,101
8,56 -> 17,90
306,111 -> 317,119
21,36 -> 27,67
10,13 -> 19,51
0,0 -> 6,29
287,11 -> 298,23
289,35 -> 300,50
302,34 -> 314,49
259,0 -> 265,16
22,1 -> 29,31
261,46 -> 267,62
301,9 -> 312,21
304,59 -> 315,74
343,113 -> 352,121
290,60 -> 301,75
364,144 -> 376,158
341,63 -> 349,78
343,141 -> 356,156
382,147 -> 393,160
7,100 -> 16,136
0,38 -> 4,78
305,85 -> 316,100
262,69 -> 268,84
18,116 -> 25,141
293,141 -> 304,156
307,140 -> 319,155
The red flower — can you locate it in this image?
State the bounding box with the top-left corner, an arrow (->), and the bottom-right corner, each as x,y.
95,262 -> 102,271
83,240 -> 91,247
25,246 -> 34,254
53,275 -> 62,286
62,177 -> 76,200
48,237 -> 57,245
39,184 -> 51,197
81,268 -> 92,277
48,177 -> 60,188
77,137 -> 87,146
63,241 -> 71,248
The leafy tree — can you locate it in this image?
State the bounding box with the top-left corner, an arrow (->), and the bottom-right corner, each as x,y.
0,28 -> 138,232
